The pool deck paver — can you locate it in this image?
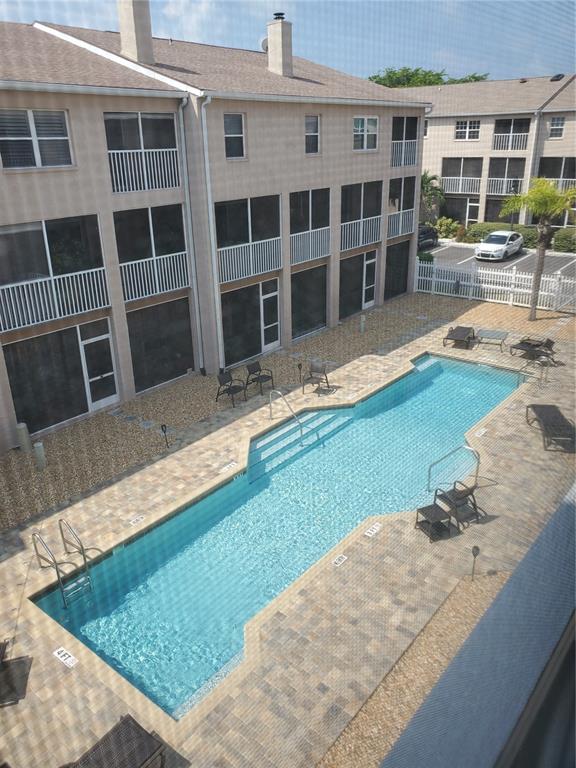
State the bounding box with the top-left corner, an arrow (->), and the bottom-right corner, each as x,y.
0,296 -> 574,768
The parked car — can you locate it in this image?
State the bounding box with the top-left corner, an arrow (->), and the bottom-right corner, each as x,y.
474,230 -> 524,261
418,224 -> 439,250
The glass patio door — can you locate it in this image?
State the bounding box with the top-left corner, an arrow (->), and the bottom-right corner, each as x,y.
78,320 -> 118,410
362,250 -> 377,309
260,279 -> 280,352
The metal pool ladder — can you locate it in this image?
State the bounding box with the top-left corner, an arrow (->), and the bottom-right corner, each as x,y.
427,444 -> 480,492
269,389 -> 313,445
32,523 -> 94,608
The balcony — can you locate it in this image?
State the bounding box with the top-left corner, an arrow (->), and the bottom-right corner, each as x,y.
391,140 -> 417,167
218,237 -> 282,284
487,178 -> 524,195
120,252 -> 190,302
108,148 -> 180,193
290,227 -> 330,265
0,268 -> 109,332
492,133 -> 529,151
387,208 -> 415,239
441,177 -> 481,195
544,178 -> 576,191
340,216 -> 381,251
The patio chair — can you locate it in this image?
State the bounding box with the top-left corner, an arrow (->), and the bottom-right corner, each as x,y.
434,480 -> 482,531
510,337 -> 556,362
61,714 -> 165,768
302,360 -> 330,394
443,326 -> 475,348
215,371 -> 246,408
526,404 -> 575,451
245,361 -> 274,395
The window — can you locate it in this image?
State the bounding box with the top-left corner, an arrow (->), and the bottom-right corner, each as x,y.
341,181 -> 382,222
353,117 -> 378,151
127,298 -> 194,392
0,215 -> 103,286
455,120 -> 480,140
305,115 -> 320,154
488,157 -> 525,179
441,157 -> 483,178
388,177 -> 416,212
339,250 -> 377,318
291,265 -> 326,338
423,119 -> 428,138
114,204 -> 185,263
221,279 -> 279,366
384,240 -> 409,300
392,116 -> 418,142
494,118 -> 530,135
290,188 -> 330,234
0,109 -> 72,169
224,113 -> 245,159
549,116 -> 565,139
104,112 -> 176,150
215,195 -> 280,248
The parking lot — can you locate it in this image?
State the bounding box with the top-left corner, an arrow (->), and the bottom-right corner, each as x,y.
431,243 -> 576,278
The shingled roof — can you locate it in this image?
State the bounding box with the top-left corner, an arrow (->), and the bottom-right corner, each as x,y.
0,22 -> 177,93
40,22 -> 428,105
394,75 -> 575,117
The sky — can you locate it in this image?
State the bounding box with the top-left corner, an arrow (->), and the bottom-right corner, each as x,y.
0,0 -> 574,82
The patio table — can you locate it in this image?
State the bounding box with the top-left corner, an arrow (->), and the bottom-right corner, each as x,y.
477,329 -> 509,351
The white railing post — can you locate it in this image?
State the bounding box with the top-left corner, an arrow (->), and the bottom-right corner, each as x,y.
431,262 -> 436,295
509,266 -> 516,306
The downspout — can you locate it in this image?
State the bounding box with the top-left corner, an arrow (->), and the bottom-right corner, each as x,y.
178,95 -> 205,373
201,94 -> 226,371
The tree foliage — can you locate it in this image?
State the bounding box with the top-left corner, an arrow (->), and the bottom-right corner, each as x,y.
369,67 -> 488,88
500,178 -> 576,320
420,171 -> 444,222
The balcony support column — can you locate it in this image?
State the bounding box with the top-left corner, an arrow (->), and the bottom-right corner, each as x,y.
280,192 -> 292,348
327,184 -> 341,327
0,343 -> 18,452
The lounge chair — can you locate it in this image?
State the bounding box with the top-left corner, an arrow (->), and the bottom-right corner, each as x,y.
61,714 -> 165,768
245,361 -> 274,395
443,326 -> 475,348
302,360 -> 330,394
434,480 -> 482,531
526,404 -> 575,451
415,503 -> 452,542
510,337 -> 556,361
215,371 -> 246,408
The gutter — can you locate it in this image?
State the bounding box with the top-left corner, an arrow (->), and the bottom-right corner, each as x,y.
177,96 -> 205,373
202,91 -> 430,109
0,80 -> 186,98
200,95 -> 226,371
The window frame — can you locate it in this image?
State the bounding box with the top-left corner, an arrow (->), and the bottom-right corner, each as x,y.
353,116 -> 379,152
0,108 -> 73,170
215,195 -> 281,249
223,112 -> 246,160
103,111 -> 177,152
454,119 -> 480,141
305,114 -> 320,155
549,116 -> 565,139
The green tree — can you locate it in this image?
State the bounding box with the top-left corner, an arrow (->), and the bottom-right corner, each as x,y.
369,67 -> 488,88
420,172 -> 445,222
500,179 -> 576,320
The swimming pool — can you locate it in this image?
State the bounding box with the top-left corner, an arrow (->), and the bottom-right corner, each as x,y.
35,355 -> 520,717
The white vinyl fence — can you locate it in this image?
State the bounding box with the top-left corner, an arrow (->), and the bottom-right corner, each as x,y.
415,262 -> 576,312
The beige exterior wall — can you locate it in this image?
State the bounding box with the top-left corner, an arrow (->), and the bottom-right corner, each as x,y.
536,111 -> 576,160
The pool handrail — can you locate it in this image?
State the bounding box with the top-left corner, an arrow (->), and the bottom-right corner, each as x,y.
269,389 -> 314,445
427,444 -> 480,492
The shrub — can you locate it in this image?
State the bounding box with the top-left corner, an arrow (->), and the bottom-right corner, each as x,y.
435,217 -> 460,238
552,227 -> 576,253
418,251 -> 434,263
454,224 -> 467,242
462,222 -> 539,247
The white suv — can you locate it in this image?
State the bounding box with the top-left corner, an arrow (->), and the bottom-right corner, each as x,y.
475,230 -> 524,261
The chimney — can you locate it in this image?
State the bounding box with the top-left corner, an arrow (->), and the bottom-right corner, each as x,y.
117,0 -> 155,65
266,12 -> 293,77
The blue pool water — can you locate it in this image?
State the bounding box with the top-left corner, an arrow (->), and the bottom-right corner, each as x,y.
35,355 -> 519,717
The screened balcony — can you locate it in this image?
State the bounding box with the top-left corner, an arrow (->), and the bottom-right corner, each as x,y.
340,181 -> 382,250
391,116 -> 418,167
487,158 -> 525,196
387,176 -> 416,239
492,118 -> 530,151
290,188 -> 330,265
441,177 -> 481,194
441,158 -> 483,195
387,208 -> 415,239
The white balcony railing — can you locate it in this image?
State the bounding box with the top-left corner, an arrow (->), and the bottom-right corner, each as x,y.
387,208 -> 415,239
340,215 -> 382,251
391,139 -> 417,167
120,252 -> 190,302
492,133 -> 529,151
218,237 -> 282,284
290,227 -> 330,265
487,178 -> 524,195
441,176 -> 481,195
0,268 -> 109,332
545,178 -> 576,191
108,148 -> 180,193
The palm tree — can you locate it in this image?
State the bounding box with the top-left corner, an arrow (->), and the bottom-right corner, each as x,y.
500,179 -> 576,321
420,172 -> 445,223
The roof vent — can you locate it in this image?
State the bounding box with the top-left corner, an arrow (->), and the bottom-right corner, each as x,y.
550,73 -> 565,81
519,78 -> 527,83
260,36 -> 268,52
274,12 -> 285,20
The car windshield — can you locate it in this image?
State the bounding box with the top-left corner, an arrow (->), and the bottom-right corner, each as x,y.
484,234 -> 508,244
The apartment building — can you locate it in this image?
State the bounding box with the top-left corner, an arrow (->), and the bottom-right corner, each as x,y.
0,3 -> 428,452
399,75 -> 575,226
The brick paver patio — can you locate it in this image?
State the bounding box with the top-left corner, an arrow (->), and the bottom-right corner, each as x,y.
0,294 -> 574,768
